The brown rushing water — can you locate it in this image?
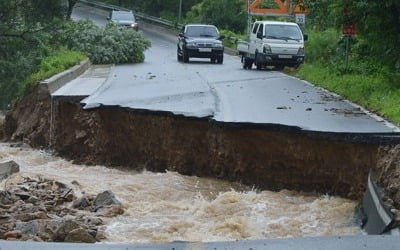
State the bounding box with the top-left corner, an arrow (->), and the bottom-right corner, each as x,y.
0,143 -> 362,243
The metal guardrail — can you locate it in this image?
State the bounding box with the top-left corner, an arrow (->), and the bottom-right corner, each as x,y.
78,0 -> 182,29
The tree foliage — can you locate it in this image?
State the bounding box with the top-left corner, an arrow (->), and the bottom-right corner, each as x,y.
0,0 -> 66,110
350,0 -> 400,69
186,0 -> 247,33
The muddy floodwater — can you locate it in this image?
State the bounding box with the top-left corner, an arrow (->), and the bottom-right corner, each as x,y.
0,143 -> 362,243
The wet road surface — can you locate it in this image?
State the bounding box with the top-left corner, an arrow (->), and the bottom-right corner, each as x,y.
61,3 -> 400,133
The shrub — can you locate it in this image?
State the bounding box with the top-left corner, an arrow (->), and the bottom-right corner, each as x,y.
219,29 -> 246,49
304,28 -> 341,64
60,20 -> 151,64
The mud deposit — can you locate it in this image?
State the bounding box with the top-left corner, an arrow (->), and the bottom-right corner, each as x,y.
3,83 -> 400,209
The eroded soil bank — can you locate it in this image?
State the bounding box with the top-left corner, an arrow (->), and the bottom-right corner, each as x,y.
2,85 -> 400,208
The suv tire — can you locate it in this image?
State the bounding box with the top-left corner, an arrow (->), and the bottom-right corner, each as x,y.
177,48 -> 183,62
183,49 -> 189,63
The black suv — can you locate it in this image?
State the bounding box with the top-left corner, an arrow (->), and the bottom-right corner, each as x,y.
177,24 -> 224,64
107,10 -> 138,31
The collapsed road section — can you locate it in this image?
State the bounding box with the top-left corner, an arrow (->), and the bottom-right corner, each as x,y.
2,59 -> 400,210
2,18 -> 400,240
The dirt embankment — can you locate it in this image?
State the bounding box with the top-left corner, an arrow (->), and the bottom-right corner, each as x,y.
3,84 -> 400,207
2,84 -> 51,147
0,115 -> 4,141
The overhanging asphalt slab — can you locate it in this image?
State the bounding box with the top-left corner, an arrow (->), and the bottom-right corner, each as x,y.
1,235 -> 400,250
76,22 -> 399,134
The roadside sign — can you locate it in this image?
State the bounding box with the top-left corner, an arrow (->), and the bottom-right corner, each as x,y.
343,22 -> 356,36
292,0 -> 309,14
295,13 -> 305,24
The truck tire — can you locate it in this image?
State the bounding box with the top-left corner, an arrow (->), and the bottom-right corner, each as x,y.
242,56 -> 252,69
217,56 -> 223,64
255,52 -> 262,70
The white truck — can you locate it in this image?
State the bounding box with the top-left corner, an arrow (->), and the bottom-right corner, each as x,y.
237,20 -> 307,70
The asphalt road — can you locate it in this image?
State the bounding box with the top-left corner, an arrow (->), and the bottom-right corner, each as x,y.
65,3 -> 400,134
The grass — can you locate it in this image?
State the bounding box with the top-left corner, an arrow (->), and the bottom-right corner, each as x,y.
293,63 -> 400,125
20,48 -> 86,97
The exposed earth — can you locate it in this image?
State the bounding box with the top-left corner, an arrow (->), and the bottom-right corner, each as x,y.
1,77 -> 400,236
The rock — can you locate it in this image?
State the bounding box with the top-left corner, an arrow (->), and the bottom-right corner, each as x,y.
72,196 -> 91,209
75,130 -> 87,140
4,230 -> 22,239
26,195 -> 40,204
14,211 -> 48,222
95,230 -> 107,241
96,204 -> 124,217
0,215 -> 13,225
71,180 -> 81,186
0,160 -> 20,181
84,216 -> 103,226
33,236 -> 44,242
36,220 -> 59,241
64,228 -> 96,243
93,190 -> 121,209
61,189 -> 75,202
16,221 -> 39,236
54,220 -> 85,242
52,181 -> 68,190
15,192 -> 31,201
0,191 -> 12,204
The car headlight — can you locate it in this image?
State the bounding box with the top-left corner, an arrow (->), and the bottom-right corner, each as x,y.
297,47 -> 305,55
130,23 -> 138,28
212,42 -> 223,48
186,41 -> 197,48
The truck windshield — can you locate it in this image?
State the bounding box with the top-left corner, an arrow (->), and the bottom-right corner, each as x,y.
265,24 -> 302,41
186,26 -> 219,37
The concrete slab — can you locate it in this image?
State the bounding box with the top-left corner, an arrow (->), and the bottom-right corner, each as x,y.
52,65 -> 112,97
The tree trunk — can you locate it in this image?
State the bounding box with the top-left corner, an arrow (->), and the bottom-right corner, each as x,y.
66,0 -> 78,20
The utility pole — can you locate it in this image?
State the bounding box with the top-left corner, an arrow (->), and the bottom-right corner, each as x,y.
247,0 -> 251,36
178,0 -> 182,23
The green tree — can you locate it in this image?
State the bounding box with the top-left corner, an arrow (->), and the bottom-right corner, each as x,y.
0,0 -> 65,110
351,0 -> 400,69
186,0 -> 247,33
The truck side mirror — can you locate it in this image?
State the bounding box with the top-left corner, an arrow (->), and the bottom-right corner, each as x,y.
257,31 -> 263,39
304,34 -> 308,41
